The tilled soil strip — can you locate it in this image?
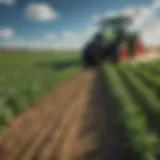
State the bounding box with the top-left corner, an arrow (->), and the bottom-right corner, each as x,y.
34,72 -> 94,160
50,72 -> 94,160
22,71 -> 94,160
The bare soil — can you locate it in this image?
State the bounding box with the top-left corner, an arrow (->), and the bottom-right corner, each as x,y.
0,69 -> 125,160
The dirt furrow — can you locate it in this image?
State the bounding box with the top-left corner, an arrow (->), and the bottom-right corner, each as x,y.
33,92 -> 83,160
46,72 -> 94,160
34,85 -> 89,159
1,101 -> 60,160
57,81 -> 92,160
20,72 -> 94,160
16,79 -> 85,160
15,86 -> 79,160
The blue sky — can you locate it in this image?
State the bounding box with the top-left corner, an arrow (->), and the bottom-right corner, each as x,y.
0,0 -> 159,50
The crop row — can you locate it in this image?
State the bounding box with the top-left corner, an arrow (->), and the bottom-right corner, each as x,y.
104,60 -> 160,160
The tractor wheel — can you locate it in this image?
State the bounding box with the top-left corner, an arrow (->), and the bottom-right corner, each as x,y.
82,42 -> 104,67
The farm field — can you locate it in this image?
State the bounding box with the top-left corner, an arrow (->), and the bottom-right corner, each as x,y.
104,60 -> 160,160
0,52 -> 159,160
0,52 -> 82,134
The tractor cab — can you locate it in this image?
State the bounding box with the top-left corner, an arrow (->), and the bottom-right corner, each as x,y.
98,13 -> 136,44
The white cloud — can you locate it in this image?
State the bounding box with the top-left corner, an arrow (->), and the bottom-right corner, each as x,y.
0,28 -> 14,39
141,24 -> 160,46
0,0 -> 15,5
25,3 -> 59,21
135,1 -> 160,46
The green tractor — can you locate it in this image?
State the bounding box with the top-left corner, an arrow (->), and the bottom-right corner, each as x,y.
82,14 -> 139,67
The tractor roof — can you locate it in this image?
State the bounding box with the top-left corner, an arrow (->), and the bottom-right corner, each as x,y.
102,15 -> 132,25
98,13 -> 134,29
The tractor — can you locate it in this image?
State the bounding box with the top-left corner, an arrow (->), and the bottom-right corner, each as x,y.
82,13 -> 143,67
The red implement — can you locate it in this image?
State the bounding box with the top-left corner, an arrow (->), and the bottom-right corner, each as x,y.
119,44 -> 129,61
135,40 -> 146,57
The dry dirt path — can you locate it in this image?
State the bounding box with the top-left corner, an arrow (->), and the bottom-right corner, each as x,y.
0,69 -> 124,160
